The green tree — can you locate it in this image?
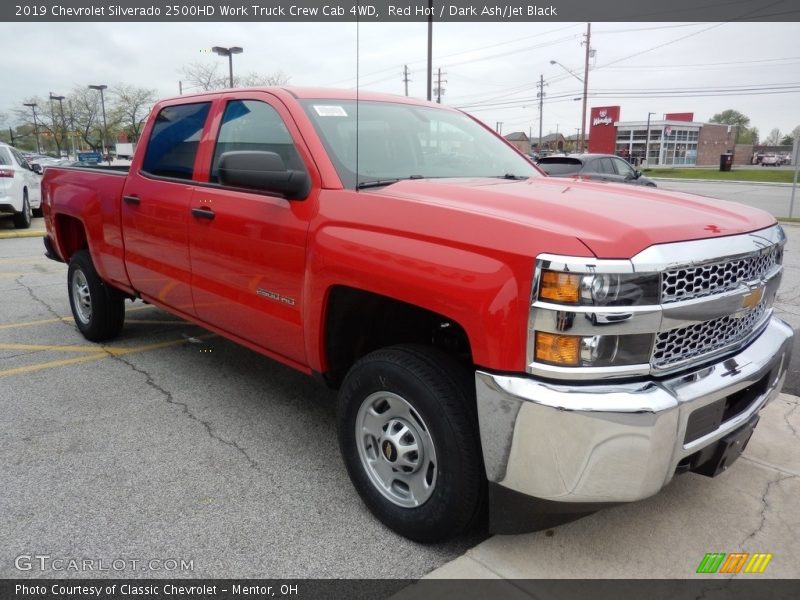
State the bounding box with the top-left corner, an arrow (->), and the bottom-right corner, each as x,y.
709,109 -> 754,144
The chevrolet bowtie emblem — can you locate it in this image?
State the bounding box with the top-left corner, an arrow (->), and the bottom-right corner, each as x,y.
383,441 -> 394,461
741,286 -> 764,310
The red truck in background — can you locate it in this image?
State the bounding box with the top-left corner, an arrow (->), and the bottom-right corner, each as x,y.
41,87 -> 793,542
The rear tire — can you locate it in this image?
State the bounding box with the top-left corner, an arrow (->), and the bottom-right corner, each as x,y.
337,345 -> 485,542
67,250 -> 125,341
12,192 -> 31,229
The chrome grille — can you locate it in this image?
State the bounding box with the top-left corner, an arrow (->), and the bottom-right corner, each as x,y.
661,245 -> 782,304
652,302 -> 768,369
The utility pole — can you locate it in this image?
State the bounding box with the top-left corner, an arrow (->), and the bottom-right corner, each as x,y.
68,100 -> 78,154
645,112 -> 656,167
179,81 -> 183,95
580,23 -> 592,153
402,65 -> 411,97
536,74 -> 547,153
495,122 -> 503,134
434,68 -> 447,103
23,103 -> 41,154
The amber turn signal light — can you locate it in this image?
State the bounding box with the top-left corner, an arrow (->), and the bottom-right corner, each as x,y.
534,332 -> 580,366
539,271 -> 581,304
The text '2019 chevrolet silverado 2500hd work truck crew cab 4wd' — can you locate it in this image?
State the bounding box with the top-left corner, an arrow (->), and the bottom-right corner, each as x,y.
41,88 -> 793,542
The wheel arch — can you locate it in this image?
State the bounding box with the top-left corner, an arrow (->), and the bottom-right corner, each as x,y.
320,285 -> 473,389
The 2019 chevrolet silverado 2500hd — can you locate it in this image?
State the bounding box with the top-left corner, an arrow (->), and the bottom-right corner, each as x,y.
41,88 -> 793,542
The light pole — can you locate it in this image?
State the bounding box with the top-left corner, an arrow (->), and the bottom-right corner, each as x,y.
23,102 -> 41,154
645,112 -> 656,168
212,46 -> 243,88
49,93 -> 68,157
88,84 -> 109,162
550,59 -> 589,153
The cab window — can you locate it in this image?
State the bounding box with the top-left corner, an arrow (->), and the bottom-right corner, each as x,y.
210,100 -> 306,184
142,102 -> 210,180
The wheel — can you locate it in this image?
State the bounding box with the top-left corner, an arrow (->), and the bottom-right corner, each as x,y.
12,191 -> 31,229
67,249 -> 125,341
337,345 -> 485,542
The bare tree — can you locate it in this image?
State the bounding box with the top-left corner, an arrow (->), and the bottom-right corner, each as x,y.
110,84 -> 157,143
67,87 -> 106,152
180,61 -> 224,91
239,70 -> 291,86
14,96 -> 68,155
764,128 -> 782,146
180,61 -> 291,91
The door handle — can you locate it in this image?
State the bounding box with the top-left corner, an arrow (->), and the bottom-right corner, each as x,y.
191,207 -> 215,220
123,195 -> 140,206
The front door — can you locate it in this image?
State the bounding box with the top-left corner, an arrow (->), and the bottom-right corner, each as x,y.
188,94 -> 317,366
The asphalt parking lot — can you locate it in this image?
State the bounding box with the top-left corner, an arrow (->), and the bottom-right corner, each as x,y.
0,232 -> 482,579
1,218 -> 798,582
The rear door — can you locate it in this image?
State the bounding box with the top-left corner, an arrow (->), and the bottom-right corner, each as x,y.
187,92 -> 319,366
121,101 -> 212,315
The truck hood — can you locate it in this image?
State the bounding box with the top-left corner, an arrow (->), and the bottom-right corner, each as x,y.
377,176 -> 776,258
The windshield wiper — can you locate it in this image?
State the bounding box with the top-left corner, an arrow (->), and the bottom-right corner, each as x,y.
356,175 -> 426,190
356,179 -> 401,190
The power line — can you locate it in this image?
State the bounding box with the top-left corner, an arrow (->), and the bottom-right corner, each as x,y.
321,23 -> 581,87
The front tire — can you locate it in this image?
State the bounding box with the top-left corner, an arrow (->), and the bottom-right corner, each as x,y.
67,250 -> 125,341
337,345 -> 485,542
12,191 -> 31,229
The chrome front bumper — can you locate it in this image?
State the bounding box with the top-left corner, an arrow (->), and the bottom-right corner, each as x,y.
476,317 -> 793,504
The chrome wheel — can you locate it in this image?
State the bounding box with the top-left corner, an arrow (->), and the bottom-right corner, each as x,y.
71,269 -> 92,324
355,391 -> 437,508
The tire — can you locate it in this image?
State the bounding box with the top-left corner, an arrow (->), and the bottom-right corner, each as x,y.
337,345 -> 485,542
67,249 -> 125,342
12,191 -> 32,229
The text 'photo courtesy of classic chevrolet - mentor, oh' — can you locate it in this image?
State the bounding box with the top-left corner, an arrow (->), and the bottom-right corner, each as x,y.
40,87 -> 793,542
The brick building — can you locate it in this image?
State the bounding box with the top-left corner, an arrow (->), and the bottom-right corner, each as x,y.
588,107 -> 750,166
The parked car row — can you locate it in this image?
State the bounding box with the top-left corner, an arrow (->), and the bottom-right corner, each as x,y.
0,142 -> 43,228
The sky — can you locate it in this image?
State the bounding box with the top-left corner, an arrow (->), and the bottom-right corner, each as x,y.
1,21 -> 798,140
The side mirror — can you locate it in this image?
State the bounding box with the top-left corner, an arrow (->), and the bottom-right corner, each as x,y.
633,169 -> 642,179
217,151 -> 311,200
32,164 -> 43,175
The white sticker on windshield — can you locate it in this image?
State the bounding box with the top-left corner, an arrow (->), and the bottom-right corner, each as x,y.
314,105 -> 348,117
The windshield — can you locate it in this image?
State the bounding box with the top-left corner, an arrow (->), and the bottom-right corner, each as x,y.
300,99 -> 539,189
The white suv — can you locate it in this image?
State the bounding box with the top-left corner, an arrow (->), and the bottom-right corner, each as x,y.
0,142 -> 42,229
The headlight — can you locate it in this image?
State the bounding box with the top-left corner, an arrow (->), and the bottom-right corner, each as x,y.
539,270 -> 660,307
528,256 -> 660,376
533,332 -> 653,368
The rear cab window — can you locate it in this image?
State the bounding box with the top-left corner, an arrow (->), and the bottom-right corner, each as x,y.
142,102 -> 211,180
537,158 -> 582,175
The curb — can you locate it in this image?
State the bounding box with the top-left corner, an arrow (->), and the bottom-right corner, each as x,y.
0,230 -> 46,239
650,177 -> 794,187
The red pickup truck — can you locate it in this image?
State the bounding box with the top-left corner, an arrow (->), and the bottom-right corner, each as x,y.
42,88 -> 793,542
